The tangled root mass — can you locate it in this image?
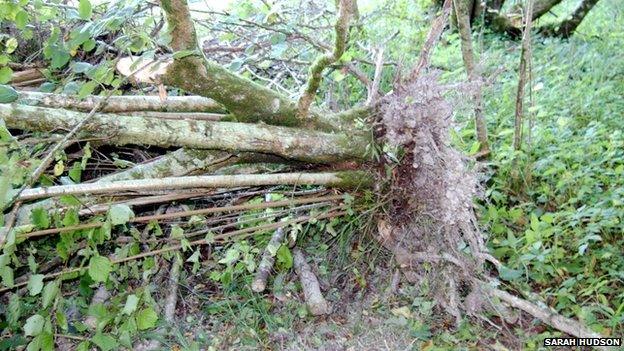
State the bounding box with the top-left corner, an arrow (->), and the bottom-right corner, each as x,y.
378,74 -> 492,323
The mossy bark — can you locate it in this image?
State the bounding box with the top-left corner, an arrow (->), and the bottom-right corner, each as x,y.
16,92 -> 224,113
0,104 -> 368,163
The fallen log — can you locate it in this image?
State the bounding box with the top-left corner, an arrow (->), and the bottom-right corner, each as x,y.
14,172 -> 372,201
16,91 -> 225,113
0,104 -> 368,163
293,248 -> 332,315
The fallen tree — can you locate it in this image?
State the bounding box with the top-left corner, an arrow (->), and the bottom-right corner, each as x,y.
0,0 -> 606,345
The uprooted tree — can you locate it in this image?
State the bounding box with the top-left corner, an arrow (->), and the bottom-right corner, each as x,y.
0,0 -> 607,347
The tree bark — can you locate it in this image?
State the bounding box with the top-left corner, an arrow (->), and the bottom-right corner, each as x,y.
539,0 -> 600,37
0,104 -> 368,163
453,0 -> 490,155
16,91 -> 224,113
14,172 -> 371,201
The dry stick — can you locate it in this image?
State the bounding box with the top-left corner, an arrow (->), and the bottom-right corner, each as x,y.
15,173 -> 363,201
409,0 -> 453,81
490,288 -> 608,350
18,194 -> 343,239
0,210 -> 345,293
293,248 -> 332,315
365,47 -> 385,107
16,91 -> 224,114
513,0 -> 534,151
251,227 -> 286,292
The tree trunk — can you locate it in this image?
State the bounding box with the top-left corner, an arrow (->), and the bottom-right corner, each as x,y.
453,0 -> 490,155
0,104 -> 368,163
539,0 -> 600,37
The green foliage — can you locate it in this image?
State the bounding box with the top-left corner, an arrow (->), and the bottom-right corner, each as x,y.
442,0 -> 624,336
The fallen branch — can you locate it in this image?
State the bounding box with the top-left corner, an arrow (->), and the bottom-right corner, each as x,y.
1,210 -> 346,293
18,194 -> 345,239
293,248 -> 332,316
1,104 -> 368,163
252,228 -> 285,292
490,288 -> 608,350
16,91 -> 225,113
15,172 -> 371,201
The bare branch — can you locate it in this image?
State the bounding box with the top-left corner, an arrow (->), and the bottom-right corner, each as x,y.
14,172 -> 372,201
296,0 -> 356,118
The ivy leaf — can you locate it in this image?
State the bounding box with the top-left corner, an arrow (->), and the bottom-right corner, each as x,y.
78,0 -> 93,20
276,245 -> 293,270
27,274 -> 45,296
498,266 -> 523,281
91,333 -> 118,351
218,248 -> 240,265
0,266 -> 14,287
23,314 -> 45,336
88,256 -> 112,283
0,84 -> 18,102
108,204 -> 134,225
8,293 -> 21,326
78,81 -> 97,99
31,207 -> 50,229
136,307 -> 158,330
42,281 -> 59,308
0,67 -> 13,84
122,294 -> 139,315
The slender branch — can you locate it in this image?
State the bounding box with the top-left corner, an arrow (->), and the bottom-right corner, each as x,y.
296,0 -> 356,119
14,172 -> 371,201
409,0 -> 453,81
513,0 -> 534,151
16,92 -> 224,113
490,288 -> 608,350
0,211 -> 346,293
18,194 -> 345,239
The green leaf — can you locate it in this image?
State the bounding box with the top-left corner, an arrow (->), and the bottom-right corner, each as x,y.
498,266 -> 523,281
42,281 -> 59,308
78,81 -> 97,99
91,333 -> 118,351
31,207 -> 50,229
15,10 -> 29,29
276,245 -> 293,270
122,294 -> 139,315
0,266 -> 14,287
27,274 -> 45,296
88,256 -> 112,283
24,314 -> 45,336
108,204 -> 134,225
172,50 -> 199,59
218,248 -> 240,265
0,67 -> 13,84
78,0 -> 93,20
136,307 -> 158,330
8,293 -> 21,326
0,84 -> 18,102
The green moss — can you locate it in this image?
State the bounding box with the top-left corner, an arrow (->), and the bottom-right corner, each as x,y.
335,171 -> 374,189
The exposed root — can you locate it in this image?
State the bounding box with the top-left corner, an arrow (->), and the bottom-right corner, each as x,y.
378,75 -> 606,339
